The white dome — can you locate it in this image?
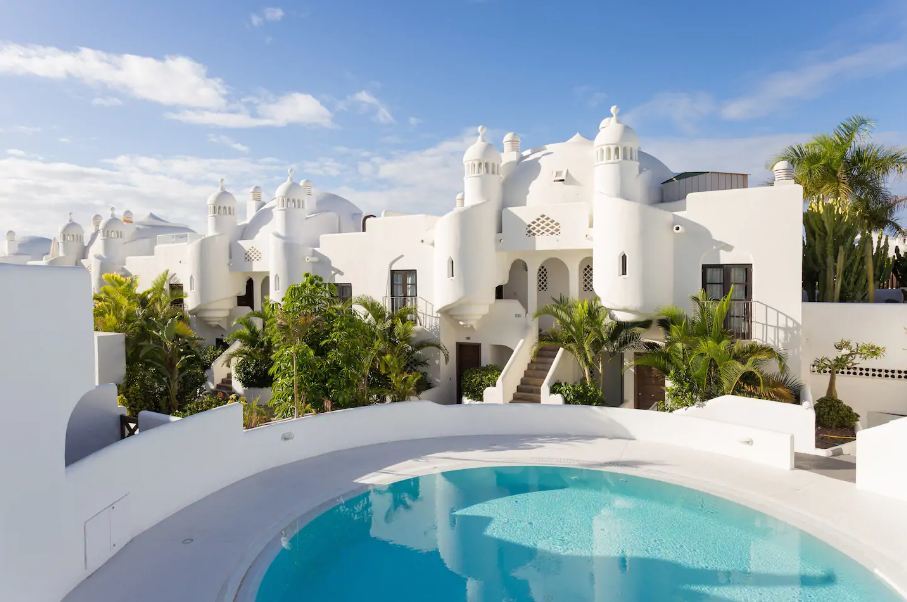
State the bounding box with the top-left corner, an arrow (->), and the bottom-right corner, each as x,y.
594,105 -> 639,148
60,214 -> 83,237
101,208 -> 124,231
275,169 -> 306,200
207,179 -> 236,206
463,126 -> 501,163
92,214 -> 103,230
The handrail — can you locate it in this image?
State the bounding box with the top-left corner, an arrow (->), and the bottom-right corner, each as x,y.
540,348 -> 566,404
484,326 -> 538,403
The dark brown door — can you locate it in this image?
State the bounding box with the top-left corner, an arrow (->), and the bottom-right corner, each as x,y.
456,343 -> 482,403
634,354 -> 665,410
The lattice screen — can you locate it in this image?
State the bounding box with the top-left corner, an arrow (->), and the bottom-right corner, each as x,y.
582,263 -> 593,291
537,265 -> 549,291
525,214 -> 561,237
811,366 -> 907,380
243,246 -> 263,262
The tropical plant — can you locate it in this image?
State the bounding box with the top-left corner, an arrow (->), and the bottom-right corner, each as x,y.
227,311 -> 273,388
461,364 -> 502,401
636,289 -> 798,410
811,339 -> 885,400
140,314 -> 200,414
777,115 -> 907,301
534,296 -> 651,390
893,246 -> 907,287
551,381 -> 605,406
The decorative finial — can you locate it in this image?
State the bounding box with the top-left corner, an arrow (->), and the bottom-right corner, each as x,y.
109,207 -> 116,217
218,177 -> 225,191
68,212 -> 73,222
287,167 -> 296,180
610,105 -> 620,122
477,125 -> 487,140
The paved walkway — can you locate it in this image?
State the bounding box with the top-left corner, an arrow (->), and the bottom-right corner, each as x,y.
64,436 -> 907,601
794,452 -> 857,483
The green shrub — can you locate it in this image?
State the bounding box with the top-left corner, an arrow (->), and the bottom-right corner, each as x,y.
198,344 -> 223,369
234,355 -> 273,388
173,393 -> 234,417
551,381 -> 605,406
461,364 -> 502,401
814,396 -> 860,429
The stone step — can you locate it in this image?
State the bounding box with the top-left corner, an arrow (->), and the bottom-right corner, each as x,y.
512,392 -> 540,403
520,376 -> 544,387
536,347 -> 559,358
524,369 -> 549,379
517,384 -> 540,394
527,362 -> 553,372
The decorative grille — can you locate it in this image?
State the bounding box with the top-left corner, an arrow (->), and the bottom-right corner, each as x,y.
537,266 -> 549,292
526,214 -> 561,237
243,246 -> 262,262
582,263 -> 594,292
811,366 -> 907,380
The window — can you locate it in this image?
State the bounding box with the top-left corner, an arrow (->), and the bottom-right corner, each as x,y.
447,257 -> 455,279
274,274 -> 280,291
189,275 -> 195,291
614,147 -> 620,160
582,263 -> 594,291
702,264 -> 752,338
526,214 -> 561,237
537,265 -> 549,291
391,270 -> 417,312
619,253 -> 628,277
606,147 -> 611,161
236,278 -> 253,308
334,283 -> 353,303
552,169 -> 568,183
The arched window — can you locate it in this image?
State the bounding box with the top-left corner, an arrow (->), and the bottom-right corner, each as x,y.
447,257 -> 454,279
605,147 -> 611,161
274,274 -> 281,291
582,263 -> 594,292
619,253 -> 628,277
189,275 -> 195,291
614,147 -> 620,160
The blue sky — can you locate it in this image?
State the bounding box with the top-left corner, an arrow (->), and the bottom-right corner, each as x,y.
1,0 -> 906,235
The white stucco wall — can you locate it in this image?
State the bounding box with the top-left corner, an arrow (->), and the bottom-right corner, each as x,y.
802,302 -> 907,424
857,416 -> 907,501
675,395 -> 816,453
64,384 -> 124,465
94,332 -> 125,385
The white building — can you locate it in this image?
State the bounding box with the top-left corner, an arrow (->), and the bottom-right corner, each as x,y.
1,106 -> 804,406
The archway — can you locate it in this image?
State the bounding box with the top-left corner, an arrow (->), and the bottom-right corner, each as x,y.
260,276 -> 270,304
499,259 -> 528,312
536,257 -> 569,331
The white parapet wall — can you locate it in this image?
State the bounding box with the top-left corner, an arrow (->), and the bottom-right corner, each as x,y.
93,332 -> 125,385
802,302 -> 907,425
857,416 -> 907,502
675,395 -> 816,453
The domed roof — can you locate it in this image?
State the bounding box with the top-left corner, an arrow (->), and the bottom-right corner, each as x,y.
594,105 -> 639,148
92,214 -> 103,229
242,190 -> 363,240
60,213 -> 84,236
207,179 -> 237,206
275,169 -> 306,200
100,208 -> 124,232
463,126 -> 501,163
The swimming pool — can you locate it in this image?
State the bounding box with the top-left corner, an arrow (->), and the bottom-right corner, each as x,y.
243,466 -> 901,601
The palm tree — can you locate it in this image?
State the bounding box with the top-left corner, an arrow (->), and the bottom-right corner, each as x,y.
535,296 -> 651,389
270,303 -> 320,418
140,314 -> 199,413
777,115 -> 907,300
637,290 -> 797,410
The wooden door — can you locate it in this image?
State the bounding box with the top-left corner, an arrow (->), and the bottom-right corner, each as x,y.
456,343 -> 482,403
634,355 -> 665,410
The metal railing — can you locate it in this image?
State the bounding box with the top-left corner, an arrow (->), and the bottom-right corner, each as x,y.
383,296 -> 439,335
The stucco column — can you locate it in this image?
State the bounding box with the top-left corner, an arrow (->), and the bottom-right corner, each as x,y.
567,260 -> 580,300
526,257 -> 539,322
252,274 -> 263,310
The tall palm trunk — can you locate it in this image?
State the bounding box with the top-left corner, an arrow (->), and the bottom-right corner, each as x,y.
864,234 -> 875,303
825,369 -> 838,399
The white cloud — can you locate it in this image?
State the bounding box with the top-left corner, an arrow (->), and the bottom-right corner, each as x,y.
0,42 -> 228,109
91,96 -> 123,107
302,157 -> 345,177
0,125 -> 41,134
0,153 -> 285,235
722,40 -> 907,120
408,116 -> 422,127
57,137 -> 71,143
573,85 -> 608,109
340,90 -> 395,124
250,7 -> 284,27
623,92 -> 716,135
207,134 -> 249,153
334,130 -> 474,216
168,92 -> 333,128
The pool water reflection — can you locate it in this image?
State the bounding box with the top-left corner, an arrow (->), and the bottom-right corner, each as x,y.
253,466 -> 899,601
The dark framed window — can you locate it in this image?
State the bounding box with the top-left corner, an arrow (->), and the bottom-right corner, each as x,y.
334,283 -> 353,304
702,264 -> 752,339
390,270 -> 417,313
236,278 -> 254,309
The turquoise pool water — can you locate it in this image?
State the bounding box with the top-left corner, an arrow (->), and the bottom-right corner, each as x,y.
252,466 -> 900,601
